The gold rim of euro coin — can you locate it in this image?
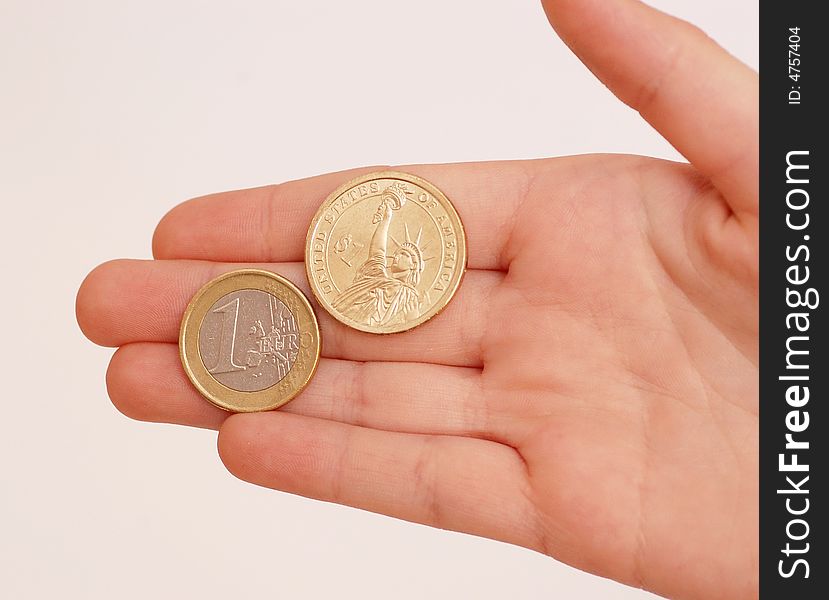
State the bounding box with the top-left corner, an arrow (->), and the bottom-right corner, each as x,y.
305,170 -> 467,334
179,269 -> 321,412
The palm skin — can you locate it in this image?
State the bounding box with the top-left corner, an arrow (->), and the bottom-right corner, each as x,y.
76,1 -> 758,599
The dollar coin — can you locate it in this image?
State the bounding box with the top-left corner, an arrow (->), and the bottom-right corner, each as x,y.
305,171 -> 467,334
179,269 -> 321,412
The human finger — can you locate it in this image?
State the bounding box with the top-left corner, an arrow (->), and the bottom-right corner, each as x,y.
106,342 -> 521,443
541,0 -> 758,219
217,411 -> 538,550
77,259 -> 503,367
106,343 -> 228,429
152,160 -> 559,270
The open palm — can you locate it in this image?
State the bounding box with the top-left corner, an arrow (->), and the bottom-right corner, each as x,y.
77,2 -> 758,599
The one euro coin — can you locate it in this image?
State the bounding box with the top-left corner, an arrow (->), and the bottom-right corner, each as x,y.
179,269 -> 321,412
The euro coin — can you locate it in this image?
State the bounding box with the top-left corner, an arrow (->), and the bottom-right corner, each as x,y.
179,269 -> 321,412
305,171 -> 467,334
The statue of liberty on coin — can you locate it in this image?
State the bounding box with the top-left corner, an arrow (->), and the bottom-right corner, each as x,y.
332,182 -> 429,327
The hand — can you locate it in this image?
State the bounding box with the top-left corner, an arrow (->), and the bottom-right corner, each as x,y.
76,1 -> 758,599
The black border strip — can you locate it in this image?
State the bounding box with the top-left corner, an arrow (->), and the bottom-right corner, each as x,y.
760,2 -> 825,597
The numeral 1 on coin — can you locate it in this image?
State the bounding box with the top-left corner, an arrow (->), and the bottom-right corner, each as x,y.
209,297 -> 246,374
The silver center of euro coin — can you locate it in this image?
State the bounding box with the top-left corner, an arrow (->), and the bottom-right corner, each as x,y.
198,289 -> 300,392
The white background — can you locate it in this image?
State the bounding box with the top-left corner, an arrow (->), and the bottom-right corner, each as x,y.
0,1 -> 757,598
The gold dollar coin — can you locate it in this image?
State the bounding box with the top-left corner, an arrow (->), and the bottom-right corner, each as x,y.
305,171 -> 467,334
179,269 -> 321,412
